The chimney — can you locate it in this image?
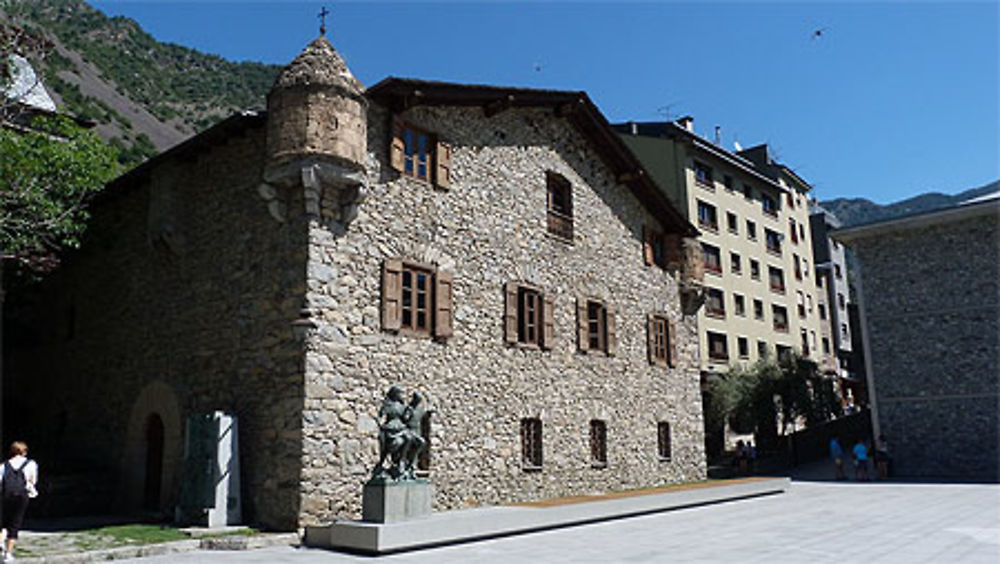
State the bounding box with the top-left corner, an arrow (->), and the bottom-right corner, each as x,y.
714,125 -> 721,144
677,115 -> 694,132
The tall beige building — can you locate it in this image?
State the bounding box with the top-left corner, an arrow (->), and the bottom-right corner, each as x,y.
616,119 -> 824,377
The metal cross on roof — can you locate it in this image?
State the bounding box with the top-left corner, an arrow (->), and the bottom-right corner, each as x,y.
318,6 -> 330,36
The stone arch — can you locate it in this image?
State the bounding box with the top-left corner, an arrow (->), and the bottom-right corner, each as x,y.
117,380 -> 183,514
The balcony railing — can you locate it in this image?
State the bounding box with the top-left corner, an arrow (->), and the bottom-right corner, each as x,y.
773,322 -> 788,333
704,261 -> 723,275
770,282 -> 786,294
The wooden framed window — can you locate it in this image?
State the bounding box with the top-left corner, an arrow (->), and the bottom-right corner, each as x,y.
761,193 -> 778,217
765,228 -> 782,255
389,117 -> 452,189
706,288 -> 726,318
734,294 -> 746,317
694,161 -> 713,188
546,171 -> 573,241
642,225 -> 669,269
697,200 -> 718,231
590,419 -> 608,468
504,283 -> 554,349
772,304 -> 789,332
647,314 -> 675,367
702,243 -> 722,275
727,212 -> 738,234
769,266 -> 786,294
577,298 -> 615,355
707,331 -> 728,361
521,418 -> 543,469
417,412 -> 431,474
381,259 -> 453,339
657,422 -> 672,460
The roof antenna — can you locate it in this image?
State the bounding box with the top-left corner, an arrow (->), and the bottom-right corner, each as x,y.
714,125 -> 721,145
318,6 -> 330,36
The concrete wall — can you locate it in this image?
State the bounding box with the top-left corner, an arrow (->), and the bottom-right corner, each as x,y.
297,104 -> 706,525
850,211 -> 999,480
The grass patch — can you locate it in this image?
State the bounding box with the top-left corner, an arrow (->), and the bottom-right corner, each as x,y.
83,524 -> 188,545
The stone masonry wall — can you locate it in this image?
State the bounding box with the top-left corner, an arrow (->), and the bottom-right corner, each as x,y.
298,105 -> 706,525
8,125 -> 311,528
852,212 -> 998,480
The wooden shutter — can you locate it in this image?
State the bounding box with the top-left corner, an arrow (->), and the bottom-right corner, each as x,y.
668,319 -> 677,368
642,226 -> 654,266
434,270 -> 454,339
389,115 -> 405,172
382,259 -> 403,331
665,233 -> 683,270
504,282 -> 519,345
435,140 -> 452,190
541,293 -> 555,350
647,314 -> 657,365
576,298 -> 588,352
605,304 -> 616,356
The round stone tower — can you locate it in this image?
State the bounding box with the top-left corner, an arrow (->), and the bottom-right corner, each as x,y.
265,36 -> 367,171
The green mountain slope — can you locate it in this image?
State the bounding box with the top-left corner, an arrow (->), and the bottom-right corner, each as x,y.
4,0 -> 280,166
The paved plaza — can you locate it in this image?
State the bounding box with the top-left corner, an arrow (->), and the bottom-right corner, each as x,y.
123,478 -> 1000,564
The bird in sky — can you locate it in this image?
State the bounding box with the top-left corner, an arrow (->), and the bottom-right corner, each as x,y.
811,27 -> 828,40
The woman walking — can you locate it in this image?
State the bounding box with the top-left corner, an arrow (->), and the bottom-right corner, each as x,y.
1,442 -> 38,563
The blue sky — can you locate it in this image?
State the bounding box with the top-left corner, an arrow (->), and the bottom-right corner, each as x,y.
91,1 -> 998,204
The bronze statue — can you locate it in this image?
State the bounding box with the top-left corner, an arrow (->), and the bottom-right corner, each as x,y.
372,385 -> 430,481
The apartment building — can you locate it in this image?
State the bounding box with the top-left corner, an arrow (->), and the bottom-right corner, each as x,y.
809,206 -> 854,380
616,119 -> 824,377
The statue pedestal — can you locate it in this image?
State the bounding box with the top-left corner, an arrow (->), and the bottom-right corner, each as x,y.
362,480 -> 433,523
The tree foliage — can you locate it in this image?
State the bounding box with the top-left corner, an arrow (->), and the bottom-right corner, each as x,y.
706,353 -> 842,449
1,109 -> 118,268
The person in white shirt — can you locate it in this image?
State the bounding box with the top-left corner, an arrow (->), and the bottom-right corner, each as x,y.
0,442 -> 38,562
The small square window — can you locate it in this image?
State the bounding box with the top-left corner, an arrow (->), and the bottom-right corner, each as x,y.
750,259 -> 761,280
772,304 -> 789,332
753,299 -> 764,320
707,331 -> 728,361
727,212 -> 738,234
746,220 -> 757,240
694,161 -> 713,188
738,337 -> 749,358
706,288 -> 726,318
730,252 -> 741,275
734,294 -> 746,317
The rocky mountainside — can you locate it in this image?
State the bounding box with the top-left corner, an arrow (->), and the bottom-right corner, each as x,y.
3,0 -> 280,166
820,179 -> 999,227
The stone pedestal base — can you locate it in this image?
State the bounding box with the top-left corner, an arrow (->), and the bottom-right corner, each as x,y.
362,480 -> 433,523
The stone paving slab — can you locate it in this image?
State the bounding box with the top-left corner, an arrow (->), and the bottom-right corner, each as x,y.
305,477 -> 789,554
16,532 -> 298,563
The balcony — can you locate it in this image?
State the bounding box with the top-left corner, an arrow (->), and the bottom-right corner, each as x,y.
770,283 -> 786,294
704,261 -> 723,275
706,306 -> 726,319
773,322 -> 788,333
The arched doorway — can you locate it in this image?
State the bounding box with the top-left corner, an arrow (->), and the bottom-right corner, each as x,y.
143,413 -> 164,511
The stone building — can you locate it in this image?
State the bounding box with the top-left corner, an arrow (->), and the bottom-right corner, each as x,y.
834,192 -> 999,481
6,37 -> 707,529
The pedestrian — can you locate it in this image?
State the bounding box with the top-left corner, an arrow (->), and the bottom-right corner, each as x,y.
736,440 -> 748,475
852,438 -> 869,481
829,437 -> 845,480
748,441 -> 757,474
1,441 -> 38,563
875,435 -> 890,480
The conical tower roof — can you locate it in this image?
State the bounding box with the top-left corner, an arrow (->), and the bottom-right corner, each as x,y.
272,36 -> 363,94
